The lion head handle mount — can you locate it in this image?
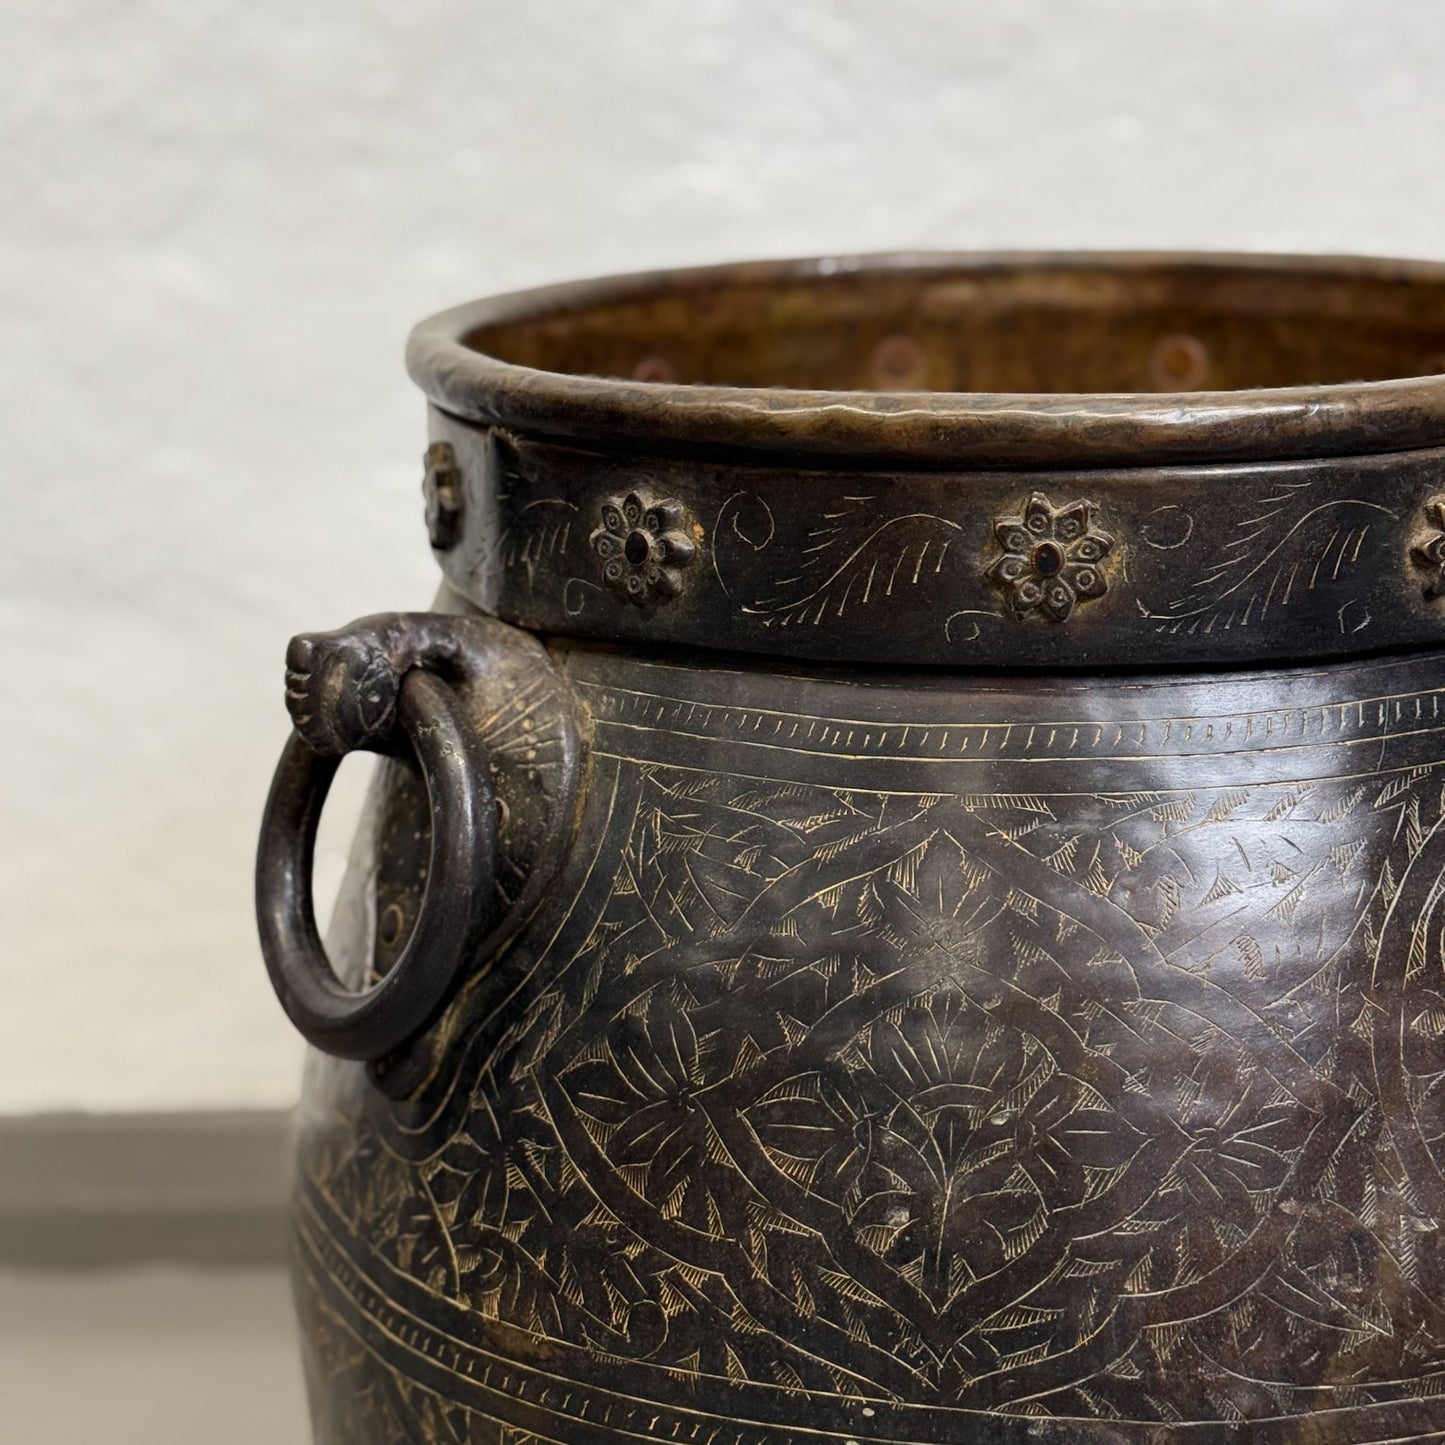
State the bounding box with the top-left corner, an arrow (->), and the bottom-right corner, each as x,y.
255,611 -> 583,1064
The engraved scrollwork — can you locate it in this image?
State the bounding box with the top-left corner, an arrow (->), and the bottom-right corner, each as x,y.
295,659 -> 1445,1441
1136,478 -> 1398,635
986,492 -> 1113,622
713,490 -> 962,629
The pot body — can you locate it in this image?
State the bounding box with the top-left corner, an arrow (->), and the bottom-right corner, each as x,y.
291,631 -> 1445,1443
258,253 -> 1445,1443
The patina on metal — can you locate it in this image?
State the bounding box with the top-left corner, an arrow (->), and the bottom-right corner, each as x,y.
259,253 -> 1445,1443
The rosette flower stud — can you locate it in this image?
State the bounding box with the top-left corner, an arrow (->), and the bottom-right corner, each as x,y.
987,492 -> 1114,623
421,442 -> 463,551
590,490 -> 698,606
1412,497 -> 1445,598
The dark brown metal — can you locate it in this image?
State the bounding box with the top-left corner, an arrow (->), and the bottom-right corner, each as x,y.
263,253 -> 1445,1443
422,441 -> 463,551
257,610 -> 583,1065
423,424 -> 1445,668
406,251 -> 1445,468
403,253 -> 1445,669
257,667 -> 493,1060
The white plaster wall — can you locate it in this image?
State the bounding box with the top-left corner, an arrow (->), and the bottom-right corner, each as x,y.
5,0 -> 1445,1112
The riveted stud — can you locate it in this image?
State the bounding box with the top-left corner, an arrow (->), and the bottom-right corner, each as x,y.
590,488 -> 699,607
422,442 -> 463,551
986,493 -> 1115,623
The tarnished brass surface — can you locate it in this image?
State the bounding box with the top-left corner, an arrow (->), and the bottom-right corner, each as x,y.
293,636 -> 1445,1442
407,252 -> 1445,467
260,254 -> 1445,1442
409,253 -> 1445,669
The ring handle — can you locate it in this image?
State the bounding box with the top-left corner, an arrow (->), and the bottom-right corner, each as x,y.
256,667 -> 496,1061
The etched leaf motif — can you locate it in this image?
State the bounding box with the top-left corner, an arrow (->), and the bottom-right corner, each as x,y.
715,490 -> 961,628
1136,478 -> 1397,635
299,727 -> 1445,1431
561,991 -> 749,1237
748,992 -> 1144,1307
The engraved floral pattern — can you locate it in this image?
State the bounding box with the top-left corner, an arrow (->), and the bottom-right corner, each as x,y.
987,492 -> 1113,621
299,679 -> 1445,1439
748,995 -> 1143,1303
590,490 -> 697,606
564,991 -> 748,1237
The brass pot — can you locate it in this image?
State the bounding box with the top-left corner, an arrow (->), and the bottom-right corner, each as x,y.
259,253 -> 1445,1442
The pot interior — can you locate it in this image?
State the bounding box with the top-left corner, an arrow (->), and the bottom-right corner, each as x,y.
467,256 -> 1445,395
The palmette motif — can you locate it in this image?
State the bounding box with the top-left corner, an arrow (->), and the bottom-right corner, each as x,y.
295,649 -> 1445,1444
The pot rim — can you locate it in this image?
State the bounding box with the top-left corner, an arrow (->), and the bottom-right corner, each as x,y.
406,249 -> 1445,470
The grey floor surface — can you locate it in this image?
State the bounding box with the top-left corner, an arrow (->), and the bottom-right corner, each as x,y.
1,1264 -> 308,1442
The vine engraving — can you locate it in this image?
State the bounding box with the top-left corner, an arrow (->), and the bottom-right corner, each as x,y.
296,660 -> 1445,1442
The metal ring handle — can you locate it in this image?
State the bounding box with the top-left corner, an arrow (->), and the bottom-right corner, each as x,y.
256,668 -> 496,1061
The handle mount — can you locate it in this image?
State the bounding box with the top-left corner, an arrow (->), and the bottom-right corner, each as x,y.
255,611 -> 581,1064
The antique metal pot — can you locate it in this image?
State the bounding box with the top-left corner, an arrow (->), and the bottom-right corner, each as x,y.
258,253 -> 1445,1443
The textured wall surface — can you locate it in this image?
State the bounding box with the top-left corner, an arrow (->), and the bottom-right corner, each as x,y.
6,0 -> 1445,1111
